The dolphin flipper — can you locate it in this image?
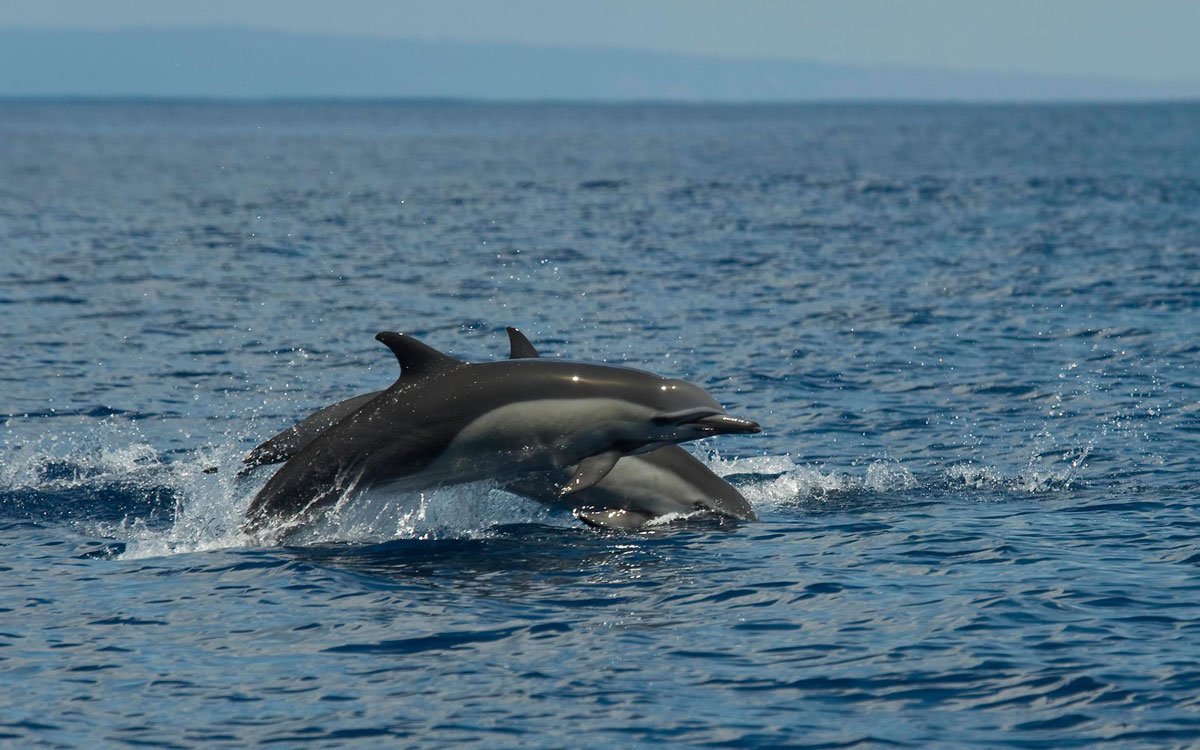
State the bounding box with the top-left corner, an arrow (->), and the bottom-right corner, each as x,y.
560,450 -> 622,495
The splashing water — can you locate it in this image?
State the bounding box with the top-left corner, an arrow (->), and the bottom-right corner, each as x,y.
1,423 -> 1099,561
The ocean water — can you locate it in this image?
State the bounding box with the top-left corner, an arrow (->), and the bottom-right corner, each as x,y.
2,101 -> 1200,748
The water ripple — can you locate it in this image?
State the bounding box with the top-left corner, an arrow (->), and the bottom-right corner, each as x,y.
3,101 -> 1200,749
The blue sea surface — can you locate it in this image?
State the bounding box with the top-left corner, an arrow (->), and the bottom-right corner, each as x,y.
2,101 -> 1200,748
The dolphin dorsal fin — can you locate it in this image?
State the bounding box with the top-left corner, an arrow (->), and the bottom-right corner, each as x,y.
506,327 -> 542,359
375,332 -> 465,379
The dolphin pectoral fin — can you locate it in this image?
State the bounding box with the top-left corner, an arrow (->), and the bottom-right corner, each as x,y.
560,450 -> 622,496
575,508 -> 655,531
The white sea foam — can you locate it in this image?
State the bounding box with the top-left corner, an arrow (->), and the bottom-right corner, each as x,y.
0,420 -> 164,491
697,450 -> 1083,512
2,417 -> 1096,559
112,446 -> 1092,558
115,455 -> 567,559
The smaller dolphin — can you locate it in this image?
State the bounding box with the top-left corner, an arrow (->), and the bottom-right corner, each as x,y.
241,329 -> 758,530
243,332 -> 759,534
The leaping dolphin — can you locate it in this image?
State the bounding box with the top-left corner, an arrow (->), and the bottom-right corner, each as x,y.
242,329 -> 759,531
243,332 -> 759,535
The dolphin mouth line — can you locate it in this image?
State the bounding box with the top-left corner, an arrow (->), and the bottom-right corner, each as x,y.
654,407 -> 762,435
691,414 -> 762,435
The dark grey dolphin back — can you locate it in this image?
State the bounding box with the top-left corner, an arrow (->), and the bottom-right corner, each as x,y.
243,391 -> 383,469
246,326 -> 518,468
242,331 -> 469,470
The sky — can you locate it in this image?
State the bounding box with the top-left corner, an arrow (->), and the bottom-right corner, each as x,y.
2,0 -> 1198,83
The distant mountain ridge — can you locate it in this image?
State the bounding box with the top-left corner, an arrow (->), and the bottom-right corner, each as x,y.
1,26 -> 1197,102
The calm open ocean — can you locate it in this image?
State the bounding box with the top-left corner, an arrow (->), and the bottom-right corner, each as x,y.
2,101 -> 1200,748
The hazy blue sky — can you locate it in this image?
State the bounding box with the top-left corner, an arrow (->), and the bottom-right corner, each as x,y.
3,0 -> 1197,82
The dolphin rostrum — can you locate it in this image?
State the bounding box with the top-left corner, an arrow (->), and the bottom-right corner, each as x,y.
243,332 -> 760,534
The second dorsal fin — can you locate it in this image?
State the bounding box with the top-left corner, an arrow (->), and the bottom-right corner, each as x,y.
375,332 -> 466,379
506,327 -> 542,359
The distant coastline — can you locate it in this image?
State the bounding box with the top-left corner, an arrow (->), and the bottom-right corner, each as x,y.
2,96 -> 1199,108
2,26 -> 1198,103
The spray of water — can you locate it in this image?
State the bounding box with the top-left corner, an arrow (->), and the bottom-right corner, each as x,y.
2,417 -> 1098,559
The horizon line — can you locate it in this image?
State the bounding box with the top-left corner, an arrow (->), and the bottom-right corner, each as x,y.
3,23 -> 1199,88
2,95 -> 1200,107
